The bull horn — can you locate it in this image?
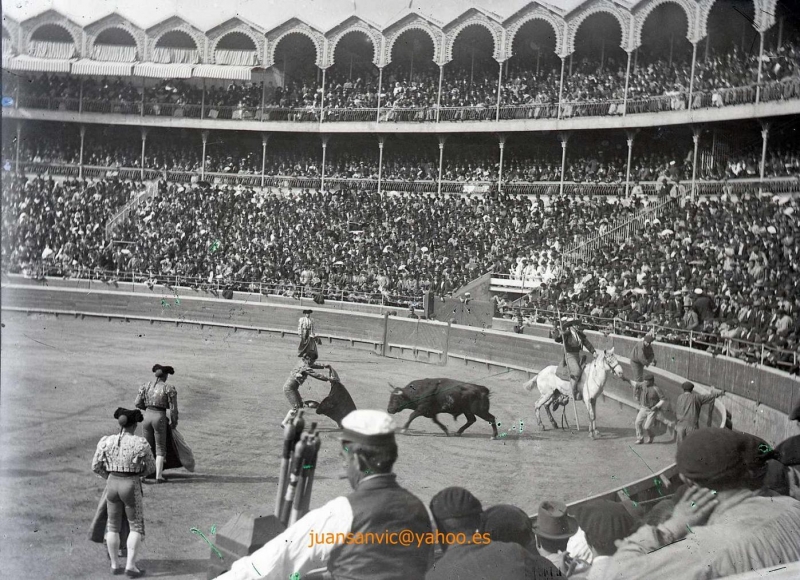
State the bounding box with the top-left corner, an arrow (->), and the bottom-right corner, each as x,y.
387,382 -> 397,391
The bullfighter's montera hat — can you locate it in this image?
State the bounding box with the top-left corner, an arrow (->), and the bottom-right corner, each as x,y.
340,410 -> 396,447
152,364 -> 175,376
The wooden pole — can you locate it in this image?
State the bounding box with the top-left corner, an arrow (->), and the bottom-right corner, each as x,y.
437,136 -> 446,195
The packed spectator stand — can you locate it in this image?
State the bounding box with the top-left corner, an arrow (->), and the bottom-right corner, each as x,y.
6,38 -> 800,123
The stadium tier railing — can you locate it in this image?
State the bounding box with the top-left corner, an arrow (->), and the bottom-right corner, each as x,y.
15,162 -> 800,197
10,78 -> 800,124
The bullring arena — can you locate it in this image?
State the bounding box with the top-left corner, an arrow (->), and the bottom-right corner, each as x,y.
3,0 -> 800,578
0,295 -> 667,579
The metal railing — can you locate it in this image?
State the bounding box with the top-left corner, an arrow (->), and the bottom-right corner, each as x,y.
20,266 -> 425,309
9,79 -> 800,124
499,305 -> 799,374
561,197 -> 677,265
104,181 -> 157,239
15,162 -> 800,197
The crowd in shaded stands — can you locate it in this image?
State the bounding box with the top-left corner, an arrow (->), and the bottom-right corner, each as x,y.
2,166 -> 798,371
7,42 -> 799,117
8,131 -> 800,184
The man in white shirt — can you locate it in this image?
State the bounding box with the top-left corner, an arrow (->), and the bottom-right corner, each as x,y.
219,410 -> 433,580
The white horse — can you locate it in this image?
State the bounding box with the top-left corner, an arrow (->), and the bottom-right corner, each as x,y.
523,349 -> 624,439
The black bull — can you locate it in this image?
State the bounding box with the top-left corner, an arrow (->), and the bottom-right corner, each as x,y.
310,380 -> 357,428
387,378 -> 499,438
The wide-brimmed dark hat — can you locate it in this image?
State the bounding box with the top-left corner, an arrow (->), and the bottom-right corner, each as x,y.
303,309 -> 313,315
532,501 -> 579,540
152,364 -> 175,376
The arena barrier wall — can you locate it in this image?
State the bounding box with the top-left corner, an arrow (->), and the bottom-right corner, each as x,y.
2,280 -> 729,438
493,318 -> 800,446
10,276 -> 799,447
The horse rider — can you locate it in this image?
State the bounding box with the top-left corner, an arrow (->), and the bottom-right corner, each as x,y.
553,317 -> 597,401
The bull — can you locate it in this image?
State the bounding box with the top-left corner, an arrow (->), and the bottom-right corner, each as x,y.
387,378 -> 499,438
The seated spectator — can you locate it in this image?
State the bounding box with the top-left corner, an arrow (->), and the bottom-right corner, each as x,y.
568,500 -> 636,580
604,428 -> 800,579
532,501 -> 589,577
426,487 -> 560,579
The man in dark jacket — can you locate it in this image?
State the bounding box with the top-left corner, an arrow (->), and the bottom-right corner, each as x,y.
693,289 -> 716,323
221,410 -> 433,580
426,487 -> 560,579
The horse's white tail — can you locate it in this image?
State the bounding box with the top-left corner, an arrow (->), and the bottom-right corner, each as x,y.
523,373 -> 539,392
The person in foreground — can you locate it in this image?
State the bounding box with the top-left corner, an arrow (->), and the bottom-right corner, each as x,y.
134,364 -> 178,482
426,487 -> 561,579
91,408 -> 156,577
601,428 -> 800,579
220,409 -> 433,580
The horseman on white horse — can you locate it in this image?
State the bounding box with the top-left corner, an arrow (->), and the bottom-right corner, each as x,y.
552,317 -> 596,401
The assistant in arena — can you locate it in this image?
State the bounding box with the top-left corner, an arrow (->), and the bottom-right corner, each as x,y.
220,409 -> 433,580
282,351 -> 332,426
134,364 -> 179,483
91,408 -> 155,577
298,309 -> 318,359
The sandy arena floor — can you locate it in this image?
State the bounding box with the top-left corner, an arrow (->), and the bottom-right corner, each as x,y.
0,312 -> 675,579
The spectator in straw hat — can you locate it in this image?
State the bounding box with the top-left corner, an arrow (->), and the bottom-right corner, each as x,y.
221,410 -> 433,580
532,500 -> 588,577
427,490 -> 559,580
603,428 -> 800,579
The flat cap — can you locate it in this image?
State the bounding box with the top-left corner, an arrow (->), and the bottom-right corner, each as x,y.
340,410 -> 396,446
430,487 -> 483,521
677,428 -> 775,485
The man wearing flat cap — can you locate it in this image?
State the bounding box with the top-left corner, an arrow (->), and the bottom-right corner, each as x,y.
764,400 -> 800,500
221,410 -> 433,580
603,428 -> 800,579
674,382 -> 724,444
426,488 -> 560,579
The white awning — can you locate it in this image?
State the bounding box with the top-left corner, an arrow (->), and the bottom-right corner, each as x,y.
192,64 -> 266,81
132,62 -> 194,79
71,59 -> 133,77
3,55 -> 72,73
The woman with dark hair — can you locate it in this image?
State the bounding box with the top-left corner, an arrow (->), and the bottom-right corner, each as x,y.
92,407 -> 155,577
135,364 -> 178,483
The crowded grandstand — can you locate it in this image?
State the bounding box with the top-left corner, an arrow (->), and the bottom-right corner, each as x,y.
3,0 -> 800,579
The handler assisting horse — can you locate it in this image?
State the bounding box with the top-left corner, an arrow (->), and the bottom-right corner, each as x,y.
523,349 -> 624,439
